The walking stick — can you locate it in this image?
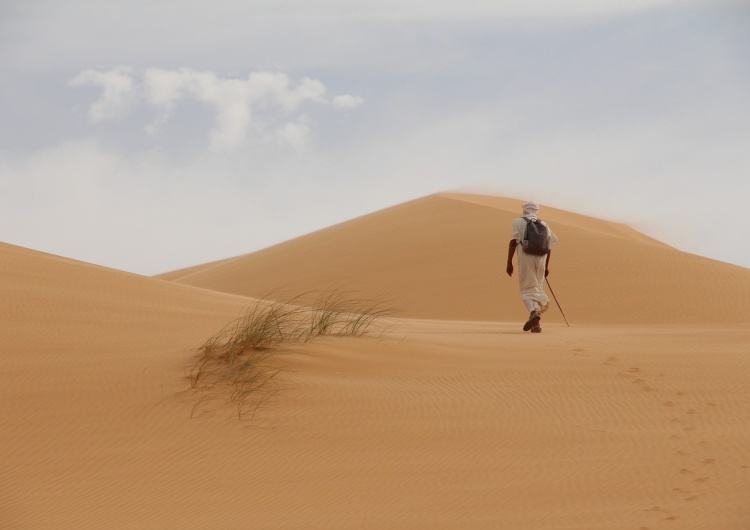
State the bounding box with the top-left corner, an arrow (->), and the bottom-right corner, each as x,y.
545,278 -> 570,327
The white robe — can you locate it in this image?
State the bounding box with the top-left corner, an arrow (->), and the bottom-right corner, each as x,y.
510,217 -> 558,313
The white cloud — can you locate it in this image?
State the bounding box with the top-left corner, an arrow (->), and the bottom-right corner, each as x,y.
275,118 -> 312,151
68,67 -> 135,122
263,75 -> 327,112
72,68 -> 360,151
142,68 -> 190,134
332,95 -> 365,109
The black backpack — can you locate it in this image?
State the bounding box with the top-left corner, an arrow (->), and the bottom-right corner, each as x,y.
520,218 -> 550,256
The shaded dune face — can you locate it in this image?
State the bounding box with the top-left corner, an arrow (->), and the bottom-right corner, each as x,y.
0,241 -> 250,359
157,193 -> 750,324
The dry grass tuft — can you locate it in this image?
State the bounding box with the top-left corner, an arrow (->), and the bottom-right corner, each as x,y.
188,289 -> 395,419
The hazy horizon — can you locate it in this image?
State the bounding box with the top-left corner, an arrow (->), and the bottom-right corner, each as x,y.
2,0 -> 748,275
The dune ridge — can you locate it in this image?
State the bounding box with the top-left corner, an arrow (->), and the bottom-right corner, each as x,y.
158,192 -> 750,324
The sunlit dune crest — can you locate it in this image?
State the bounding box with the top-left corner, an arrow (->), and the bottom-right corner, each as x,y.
158,193 -> 750,324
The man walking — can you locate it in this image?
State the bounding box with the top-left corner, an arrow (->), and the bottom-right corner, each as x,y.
506,200 -> 558,333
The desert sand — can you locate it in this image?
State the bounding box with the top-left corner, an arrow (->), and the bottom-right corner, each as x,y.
2,193 -> 749,529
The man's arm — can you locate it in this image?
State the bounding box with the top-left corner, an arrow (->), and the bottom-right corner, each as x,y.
506,240 -> 517,276
545,250 -> 551,277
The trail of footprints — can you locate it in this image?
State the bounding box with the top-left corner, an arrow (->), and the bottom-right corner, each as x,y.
571,343 -> 725,527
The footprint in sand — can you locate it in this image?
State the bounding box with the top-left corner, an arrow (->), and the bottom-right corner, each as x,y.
679,468 -> 694,475
628,367 -> 642,374
694,477 -> 710,483
685,495 -> 700,501
665,515 -> 680,521
702,458 -> 716,465
629,377 -> 657,391
663,400 -> 676,408
685,409 -> 697,415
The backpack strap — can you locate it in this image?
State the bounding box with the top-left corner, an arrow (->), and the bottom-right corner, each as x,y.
519,217 -> 529,244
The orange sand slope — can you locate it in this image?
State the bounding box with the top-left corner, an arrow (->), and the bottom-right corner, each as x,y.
158,193 -> 750,324
3,192 -> 750,529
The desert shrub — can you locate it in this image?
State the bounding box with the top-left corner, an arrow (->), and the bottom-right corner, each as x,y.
188,289 -> 394,419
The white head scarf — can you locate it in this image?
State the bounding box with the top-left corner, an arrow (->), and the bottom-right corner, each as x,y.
522,200 -> 540,220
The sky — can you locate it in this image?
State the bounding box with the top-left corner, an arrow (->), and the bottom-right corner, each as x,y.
1,0 -> 749,275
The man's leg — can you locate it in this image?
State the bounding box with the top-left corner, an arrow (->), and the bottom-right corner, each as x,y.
522,299 -> 541,331
519,253 -> 544,331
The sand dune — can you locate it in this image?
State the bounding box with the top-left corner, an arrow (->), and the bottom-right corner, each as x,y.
158,193 -> 750,324
3,193 -> 750,529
